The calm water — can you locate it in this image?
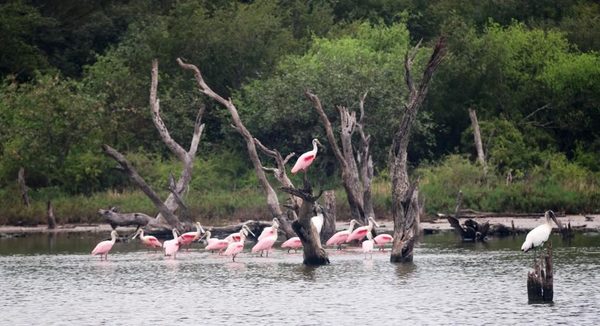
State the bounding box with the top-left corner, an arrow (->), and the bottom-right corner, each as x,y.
1,232 -> 600,325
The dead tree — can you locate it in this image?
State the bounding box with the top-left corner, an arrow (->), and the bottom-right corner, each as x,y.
305,91 -> 374,224
281,185 -> 330,266
321,190 -> 337,243
177,58 -> 295,238
18,167 -> 30,207
389,38 -> 446,263
468,108 -> 488,176
46,201 -> 56,229
101,59 -> 206,231
527,242 -> 554,303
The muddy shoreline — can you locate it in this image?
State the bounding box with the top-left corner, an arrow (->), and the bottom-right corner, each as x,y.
1,214 -> 598,237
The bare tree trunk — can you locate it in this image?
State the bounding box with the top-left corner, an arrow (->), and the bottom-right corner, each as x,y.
282,186 -> 329,266
46,201 -> 56,229
468,108 -> 487,175
177,58 -> 295,238
321,190 -> 337,242
390,38 -> 446,263
18,167 -> 30,207
305,91 -> 373,225
100,59 -> 206,231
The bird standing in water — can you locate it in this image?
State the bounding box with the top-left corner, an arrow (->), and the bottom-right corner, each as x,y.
91,230 -> 119,260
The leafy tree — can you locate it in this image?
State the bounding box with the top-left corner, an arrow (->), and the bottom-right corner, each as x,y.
237,22 -> 436,173
0,75 -> 106,193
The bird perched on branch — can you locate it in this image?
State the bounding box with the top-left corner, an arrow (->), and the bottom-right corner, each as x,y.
291,138 -> 323,180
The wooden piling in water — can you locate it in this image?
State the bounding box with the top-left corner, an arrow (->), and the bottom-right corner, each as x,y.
527,242 -> 553,303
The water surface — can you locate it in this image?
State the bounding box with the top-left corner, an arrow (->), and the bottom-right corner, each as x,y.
1,232 -> 599,325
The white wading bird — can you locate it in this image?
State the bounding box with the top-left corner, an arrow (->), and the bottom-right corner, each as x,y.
521,210 -> 562,254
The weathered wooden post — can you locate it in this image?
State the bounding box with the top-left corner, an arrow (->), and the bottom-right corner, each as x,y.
527,242 -> 554,303
46,201 -> 57,229
321,190 -> 337,243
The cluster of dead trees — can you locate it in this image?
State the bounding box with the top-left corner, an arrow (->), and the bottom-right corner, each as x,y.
97,38 -> 447,266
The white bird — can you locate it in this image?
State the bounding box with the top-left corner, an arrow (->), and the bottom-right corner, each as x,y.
311,212 -> 323,235
362,231 -> 374,259
521,210 -> 561,253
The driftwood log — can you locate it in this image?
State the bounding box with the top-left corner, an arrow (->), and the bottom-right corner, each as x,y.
282,183 -> 330,266
527,242 -> 554,303
389,37 -> 446,263
446,191 -> 489,241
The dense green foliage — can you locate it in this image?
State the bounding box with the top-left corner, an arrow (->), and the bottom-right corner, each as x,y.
0,0 -> 599,224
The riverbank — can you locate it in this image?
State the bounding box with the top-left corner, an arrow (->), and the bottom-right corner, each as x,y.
2,214 -> 599,237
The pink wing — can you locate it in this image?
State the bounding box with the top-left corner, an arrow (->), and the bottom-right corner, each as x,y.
206,240 -> 229,251
346,227 -> 368,243
281,237 -> 302,249
374,234 -> 393,245
147,237 -> 162,248
326,231 -> 350,246
225,242 -> 244,256
91,240 -> 113,255
252,237 -> 276,253
291,153 -> 315,174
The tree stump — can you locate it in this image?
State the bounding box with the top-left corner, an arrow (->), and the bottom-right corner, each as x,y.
527,242 -> 554,303
321,190 -> 337,243
46,201 -> 56,229
282,185 -> 330,266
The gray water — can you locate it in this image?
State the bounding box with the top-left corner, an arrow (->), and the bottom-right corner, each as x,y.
1,232 -> 599,325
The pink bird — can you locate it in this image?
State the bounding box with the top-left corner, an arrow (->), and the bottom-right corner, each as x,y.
362,232 -> 374,259
224,227 -> 254,262
346,217 -> 380,244
179,222 -> 205,250
373,234 -> 393,251
258,218 -> 279,241
163,229 -> 181,259
132,228 -> 162,249
291,138 -> 323,176
326,219 -> 360,250
281,237 -> 303,253
204,231 -> 230,254
252,223 -> 278,257
224,224 -> 253,243
91,230 -> 118,260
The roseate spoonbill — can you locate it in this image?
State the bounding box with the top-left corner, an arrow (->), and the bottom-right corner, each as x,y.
258,218 -> 280,241
252,223 -> 279,257
224,227 -> 255,262
326,219 -> 360,250
204,231 -> 230,254
281,236 -> 303,253
225,224 -> 254,243
131,229 -> 162,249
521,210 -> 562,254
179,222 -> 205,250
373,234 -> 393,251
91,230 -> 118,260
362,232 -> 374,259
291,138 -> 323,179
346,216 -> 380,244
163,229 -> 181,259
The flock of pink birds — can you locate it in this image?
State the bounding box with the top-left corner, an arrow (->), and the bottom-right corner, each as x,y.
91,217 -> 393,261
92,138 -> 393,261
